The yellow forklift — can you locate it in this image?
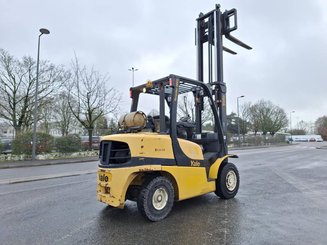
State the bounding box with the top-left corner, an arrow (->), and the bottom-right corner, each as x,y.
97,4 -> 251,221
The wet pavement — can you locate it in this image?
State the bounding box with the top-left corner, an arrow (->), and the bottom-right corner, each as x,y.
0,142 -> 326,244
0,156 -> 98,169
0,161 -> 97,184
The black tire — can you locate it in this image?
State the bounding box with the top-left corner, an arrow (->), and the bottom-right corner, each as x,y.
126,185 -> 141,201
137,176 -> 174,222
215,162 -> 240,199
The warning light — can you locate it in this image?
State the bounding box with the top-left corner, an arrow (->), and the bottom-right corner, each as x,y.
169,78 -> 173,86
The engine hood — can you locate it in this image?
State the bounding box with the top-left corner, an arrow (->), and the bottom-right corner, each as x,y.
101,132 -> 174,159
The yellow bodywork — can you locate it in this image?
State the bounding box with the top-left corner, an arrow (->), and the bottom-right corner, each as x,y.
178,138 -> 204,160
101,133 -> 204,160
97,154 -> 232,208
97,165 -> 161,208
97,132 -> 232,208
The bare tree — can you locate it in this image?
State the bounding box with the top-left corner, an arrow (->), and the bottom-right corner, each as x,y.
227,112 -> 238,135
294,120 -> 311,134
268,107 -> 288,135
246,100 -> 288,136
68,57 -> 121,150
178,94 -> 195,121
239,102 -> 251,137
177,93 -> 212,125
315,116 -> 327,140
52,92 -> 79,136
38,97 -> 55,134
0,49 -> 66,135
242,102 -> 260,135
94,115 -> 109,136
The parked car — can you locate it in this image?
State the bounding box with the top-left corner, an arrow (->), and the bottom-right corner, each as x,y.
81,136 -> 100,150
1,138 -> 13,154
316,136 -> 324,142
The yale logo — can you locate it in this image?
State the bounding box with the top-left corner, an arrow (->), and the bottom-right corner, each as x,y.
191,160 -> 200,167
99,174 -> 109,182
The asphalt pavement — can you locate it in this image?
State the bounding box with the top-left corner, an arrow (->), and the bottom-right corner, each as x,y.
0,156 -> 98,169
0,156 -> 98,184
0,142 -> 327,244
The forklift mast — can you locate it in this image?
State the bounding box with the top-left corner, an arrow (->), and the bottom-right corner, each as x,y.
196,4 -> 252,139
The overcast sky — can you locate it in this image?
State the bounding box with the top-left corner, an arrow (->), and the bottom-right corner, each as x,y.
1,0 -> 327,125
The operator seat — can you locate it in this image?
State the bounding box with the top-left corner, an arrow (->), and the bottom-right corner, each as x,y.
152,115 -> 170,133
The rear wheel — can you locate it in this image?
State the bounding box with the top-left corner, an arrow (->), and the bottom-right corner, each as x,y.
137,176 -> 174,221
215,162 -> 239,199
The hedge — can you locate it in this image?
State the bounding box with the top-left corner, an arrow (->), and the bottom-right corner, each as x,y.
12,132 -> 54,155
55,134 -> 81,153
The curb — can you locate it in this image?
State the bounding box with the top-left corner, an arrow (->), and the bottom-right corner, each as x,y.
229,143 -> 293,151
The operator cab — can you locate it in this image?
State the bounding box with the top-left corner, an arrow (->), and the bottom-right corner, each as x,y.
128,74 -> 226,165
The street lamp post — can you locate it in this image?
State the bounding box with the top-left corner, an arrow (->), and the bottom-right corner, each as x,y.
32,28 -> 50,160
289,110 -> 295,142
128,67 -> 138,87
237,95 -> 245,147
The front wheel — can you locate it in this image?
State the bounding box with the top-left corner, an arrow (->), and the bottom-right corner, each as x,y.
215,162 -> 240,199
137,176 -> 174,222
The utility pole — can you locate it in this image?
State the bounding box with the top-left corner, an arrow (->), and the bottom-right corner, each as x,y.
289,110 -> 295,142
128,67 -> 138,87
237,95 -> 245,147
